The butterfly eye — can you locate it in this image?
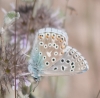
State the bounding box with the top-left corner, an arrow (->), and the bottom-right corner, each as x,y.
60,58 -> 65,63
51,57 -> 56,62
66,59 -> 70,64
39,42 -> 44,46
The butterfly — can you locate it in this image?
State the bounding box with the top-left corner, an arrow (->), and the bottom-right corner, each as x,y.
28,28 -> 89,82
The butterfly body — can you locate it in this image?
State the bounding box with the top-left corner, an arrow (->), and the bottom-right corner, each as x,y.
28,28 -> 89,81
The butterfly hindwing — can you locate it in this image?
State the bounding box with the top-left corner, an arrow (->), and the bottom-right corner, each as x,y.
40,46 -> 89,76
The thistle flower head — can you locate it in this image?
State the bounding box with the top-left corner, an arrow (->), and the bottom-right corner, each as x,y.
8,5 -> 63,51
0,44 -> 29,95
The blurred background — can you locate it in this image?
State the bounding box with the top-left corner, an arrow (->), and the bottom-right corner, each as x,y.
0,0 -> 100,98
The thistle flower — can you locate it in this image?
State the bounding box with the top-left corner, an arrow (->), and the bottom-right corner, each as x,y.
0,44 -> 29,95
8,5 -> 63,51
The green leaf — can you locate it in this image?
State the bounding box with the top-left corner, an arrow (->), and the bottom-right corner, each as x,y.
4,11 -> 20,25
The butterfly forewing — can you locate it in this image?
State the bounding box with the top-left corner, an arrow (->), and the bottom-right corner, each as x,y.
40,46 -> 89,76
37,28 -> 68,69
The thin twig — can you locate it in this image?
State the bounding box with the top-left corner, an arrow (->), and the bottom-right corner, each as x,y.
0,28 -> 5,60
16,73 -> 31,78
63,0 -> 69,29
53,77 -> 58,98
33,81 -> 39,92
96,90 -> 100,98
14,0 -> 18,97
26,0 -> 37,49
32,0 -> 37,18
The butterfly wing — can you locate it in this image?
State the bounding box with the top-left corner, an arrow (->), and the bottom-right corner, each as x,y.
28,34 -> 44,78
28,28 -> 68,78
40,46 -> 89,76
32,28 -> 68,70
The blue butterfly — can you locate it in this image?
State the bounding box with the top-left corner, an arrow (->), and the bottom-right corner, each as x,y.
28,28 -> 89,84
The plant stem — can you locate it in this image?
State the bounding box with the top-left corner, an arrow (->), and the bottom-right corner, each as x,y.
96,90 -> 100,98
14,0 -> 18,97
63,0 -> 69,29
0,28 -> 5,59
53,77 -> 58,98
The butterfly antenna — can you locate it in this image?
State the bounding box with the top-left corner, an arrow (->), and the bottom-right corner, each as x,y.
33,81 -> 39,92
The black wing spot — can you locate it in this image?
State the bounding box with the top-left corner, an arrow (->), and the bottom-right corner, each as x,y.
66,59 -> 70,64
71,62 -> 74,65
70,69 -> 74,72
54,67 -> 58,71
55,45 -> 59,49
61,66 -> 65,71
45,61 -> 49,66
72,66 -> 75,68
51,58 -> 56,62
39,52 -> 42,55
53,43 -> 56,46
61,58 -> 65,63
43,56 -> 46,59
44,45 -> 47,49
